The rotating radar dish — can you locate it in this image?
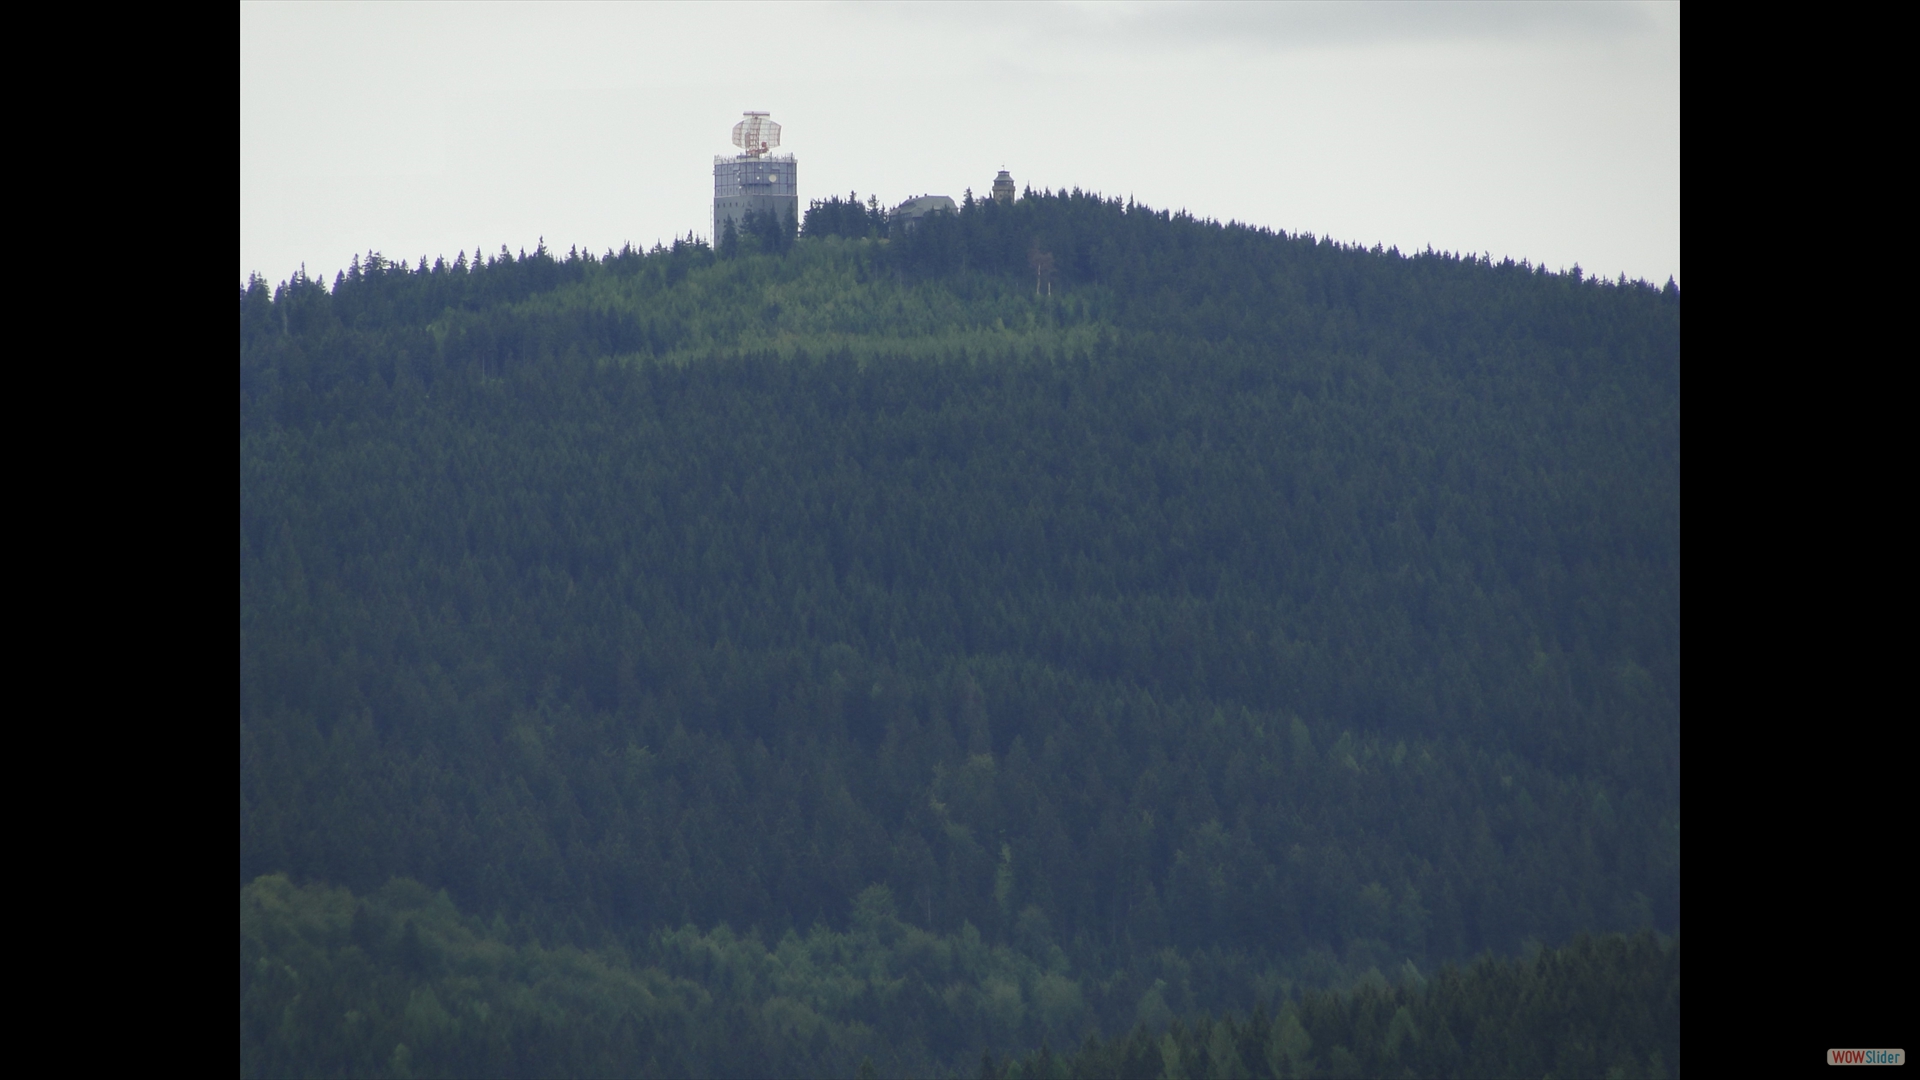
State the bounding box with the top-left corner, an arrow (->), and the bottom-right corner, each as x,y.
731,112 -> 781,158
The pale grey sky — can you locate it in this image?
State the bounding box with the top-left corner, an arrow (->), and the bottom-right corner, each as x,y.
240,1 -> 1679,288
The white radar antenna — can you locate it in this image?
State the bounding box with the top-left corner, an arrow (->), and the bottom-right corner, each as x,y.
731,111 -> 781,158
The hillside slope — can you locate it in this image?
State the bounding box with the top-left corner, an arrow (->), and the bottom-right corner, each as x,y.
239,190 -> 1680,1076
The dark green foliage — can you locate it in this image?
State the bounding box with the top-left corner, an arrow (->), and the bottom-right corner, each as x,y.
727,207 -> 797,258
804,192 -> 888,241
241,190 -> 1678,1076
242,874 -> 897,1079
243,873 -> 1674,1078
1019,931 -> 1678,1079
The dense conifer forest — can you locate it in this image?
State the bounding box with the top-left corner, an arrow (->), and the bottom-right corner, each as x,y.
240,189 -> 1680,1077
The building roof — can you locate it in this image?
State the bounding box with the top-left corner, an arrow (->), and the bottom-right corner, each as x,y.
893,195 -> 957,222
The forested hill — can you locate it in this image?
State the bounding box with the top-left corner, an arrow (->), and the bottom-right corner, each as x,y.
240,189 -> 1681,1077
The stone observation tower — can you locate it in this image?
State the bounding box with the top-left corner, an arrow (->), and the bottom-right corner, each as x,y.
714,112 -> 797,242
992,170 -> 1015,206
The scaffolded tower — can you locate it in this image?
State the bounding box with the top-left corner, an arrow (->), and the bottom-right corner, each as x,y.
714,112 -> 797,243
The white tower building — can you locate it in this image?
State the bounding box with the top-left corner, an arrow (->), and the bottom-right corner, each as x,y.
714,112 -> 798,242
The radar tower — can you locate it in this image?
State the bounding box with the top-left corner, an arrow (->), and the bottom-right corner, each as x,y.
714,111 -> 798,244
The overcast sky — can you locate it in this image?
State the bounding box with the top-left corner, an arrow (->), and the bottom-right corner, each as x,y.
240,1 -> 1678,290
